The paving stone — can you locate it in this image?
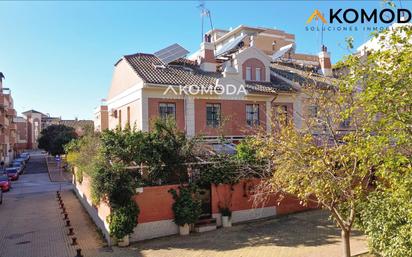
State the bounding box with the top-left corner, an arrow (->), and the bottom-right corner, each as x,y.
0,153 -> 369,257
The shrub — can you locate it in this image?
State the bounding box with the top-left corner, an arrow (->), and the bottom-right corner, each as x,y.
107,201 -> 140,239
169,186 -> 202,226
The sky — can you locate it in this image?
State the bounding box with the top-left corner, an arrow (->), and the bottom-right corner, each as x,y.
1,0 -> 410,120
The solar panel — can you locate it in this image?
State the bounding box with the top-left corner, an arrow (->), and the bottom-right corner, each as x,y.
272,43 -> 295,61
215,34 -> 248,57
154,43 -> 190,65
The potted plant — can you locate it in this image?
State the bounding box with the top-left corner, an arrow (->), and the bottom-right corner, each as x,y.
219,206 -> 232,227
169,186 -> 202,235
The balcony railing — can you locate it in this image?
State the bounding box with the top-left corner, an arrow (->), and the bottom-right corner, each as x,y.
6,108 -> 16,117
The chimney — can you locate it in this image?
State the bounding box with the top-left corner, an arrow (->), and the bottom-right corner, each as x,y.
0,72 -> 4,89
319,45 -> 332,77
198,34 -> 217,72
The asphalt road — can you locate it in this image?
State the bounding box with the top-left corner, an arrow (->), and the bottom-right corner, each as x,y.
23,152 -> 48,174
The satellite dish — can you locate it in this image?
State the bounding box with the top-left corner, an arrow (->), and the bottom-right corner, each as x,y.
154,43 -> 190,65
272,43 -> 295,61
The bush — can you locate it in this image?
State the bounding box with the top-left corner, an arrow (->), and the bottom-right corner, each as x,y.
197,154 -> 240,186
358,189 -> 412,257
107,201 -> 140,239
169,185 -> 202,226
65,130 -> 100,183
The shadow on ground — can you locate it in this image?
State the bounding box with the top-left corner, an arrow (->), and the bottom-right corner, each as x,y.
133,210 -> 363,253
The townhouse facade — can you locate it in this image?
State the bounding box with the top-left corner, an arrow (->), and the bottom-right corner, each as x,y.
0,73 -> 18,165
95,25 -> 333,140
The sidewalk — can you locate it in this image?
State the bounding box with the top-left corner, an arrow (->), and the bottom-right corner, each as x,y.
45,156 -> 73,182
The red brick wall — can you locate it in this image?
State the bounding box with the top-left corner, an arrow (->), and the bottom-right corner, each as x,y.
194,99 -> 267,136
133,179 -> 316,224
133,184 -> 180,223
148,98 -> 185,131
211,179 -> 316,215
242,58 -> 266,81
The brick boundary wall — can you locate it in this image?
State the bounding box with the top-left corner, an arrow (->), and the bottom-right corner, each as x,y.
72,171 -> 112,245
74,172 -> 317,243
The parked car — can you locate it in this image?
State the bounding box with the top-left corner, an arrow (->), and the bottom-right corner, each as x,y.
10,163 -> 23,174
13,158 -> 26,166
0,174 -> 11,192
5,168 -> 19,181
20,152 -> 30,161
12,160 -> 25,170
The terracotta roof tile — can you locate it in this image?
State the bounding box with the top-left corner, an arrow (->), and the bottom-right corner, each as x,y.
124,53 -> 220,86
123,53 -> 297,94
271,63 -> 334,88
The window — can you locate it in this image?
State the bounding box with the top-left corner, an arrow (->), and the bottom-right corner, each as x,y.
275,105 -> 289,124
159,103 -> 176,119
206,103 -> 221,128
246,67 -> 252,80
308,105 -> 318,118
127,106 -> 131,125
246,104 -> 259,126
118,110 -> 122,128
255,68 -> 261,81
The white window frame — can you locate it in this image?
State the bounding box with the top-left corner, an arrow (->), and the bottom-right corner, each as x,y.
255,68 -> 261,81
246,67 -> 252,81
246,104 -> 259,126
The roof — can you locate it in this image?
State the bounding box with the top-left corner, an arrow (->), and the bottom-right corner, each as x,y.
22,109 -> 46,116
123,53 -> 221,86
122,52 -> 294,94
59,120 -> 94,129
246,76 -> 293,93
14,116 -> 27,123
271,62 -> 333,88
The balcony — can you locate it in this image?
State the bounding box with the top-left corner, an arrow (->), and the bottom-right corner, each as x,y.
0,115 -> 9,128
6,108 -> 16,117
0,133 -> 9,144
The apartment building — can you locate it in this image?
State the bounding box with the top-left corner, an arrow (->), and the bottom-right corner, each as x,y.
0,73 -> 17,164
95,25 -> 333,140
14,116 -> 28,152
21,110 -> 93,149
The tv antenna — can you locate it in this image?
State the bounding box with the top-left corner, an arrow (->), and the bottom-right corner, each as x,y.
197,1 -> 214,42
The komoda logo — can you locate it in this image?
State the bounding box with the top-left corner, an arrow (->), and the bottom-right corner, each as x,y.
307,8 -> 411,24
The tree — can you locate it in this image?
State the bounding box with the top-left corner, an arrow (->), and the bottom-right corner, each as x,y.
249,80 -> 379,257
341,25 -> 412,257
65,128 -> 101,183
250,25 -> 412,257
38,124 -> 77,155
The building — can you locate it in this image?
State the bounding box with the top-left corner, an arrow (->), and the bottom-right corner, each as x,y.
21,110 -> 93,149
96,25 -> 333,141
93,104 -> 109,131
14,116 -> 28,152
0,73 -> 18,165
